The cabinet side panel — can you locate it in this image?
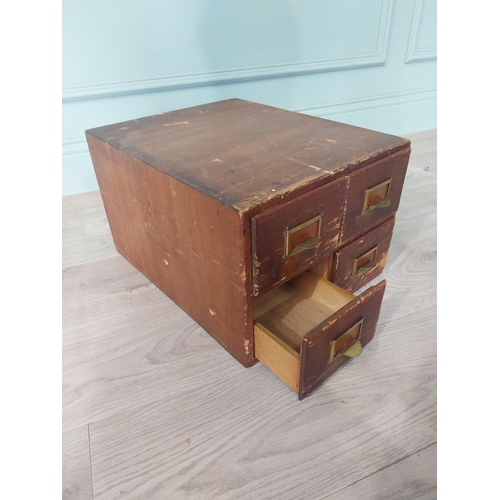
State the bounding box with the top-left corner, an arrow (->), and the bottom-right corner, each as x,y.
86,134 -> 253,366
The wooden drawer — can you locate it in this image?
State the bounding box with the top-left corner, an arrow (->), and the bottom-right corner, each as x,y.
340,148 -> 410,244
251,179 -> 346,296
253,270 -> 386,399
332,217 -> 395,292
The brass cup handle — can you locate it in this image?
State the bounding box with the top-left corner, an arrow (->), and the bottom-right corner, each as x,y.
354,260 -> 377,277
365,198 -> 391,212
339,339 -> 362,358
329,319 -> 364,363
362,178 -> 392,215
287,236 -> 321,257
283,214 -> 323,259
294,237 -> 321,251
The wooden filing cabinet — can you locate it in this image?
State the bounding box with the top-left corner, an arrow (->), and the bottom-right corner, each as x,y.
86,99 -> 411,399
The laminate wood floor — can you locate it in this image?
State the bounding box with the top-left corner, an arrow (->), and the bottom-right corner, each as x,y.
62,129 -> 437,499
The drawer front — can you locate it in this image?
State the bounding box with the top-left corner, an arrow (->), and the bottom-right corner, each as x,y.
251,179 -> 346,296
298,279 -> 386,399
332,217 -> 395,292
340,148 -> 410,244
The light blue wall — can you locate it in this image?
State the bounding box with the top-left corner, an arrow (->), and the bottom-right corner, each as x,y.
62,0 -> 436,195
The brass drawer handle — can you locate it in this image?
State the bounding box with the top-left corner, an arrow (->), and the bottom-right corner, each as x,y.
339,339 -> 362,358
283,214 -> 323,259
361,178 -> 392,215
352,246 -> 378,277
294,237 -> 321,251
365,198 -> 391,212
329,318 -> 364,362
354,260 -> 377,277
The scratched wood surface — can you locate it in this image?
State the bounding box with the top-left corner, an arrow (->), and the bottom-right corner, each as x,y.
86,99 -> 410,212
62,129 -> 436,500
87,134 -> 254,366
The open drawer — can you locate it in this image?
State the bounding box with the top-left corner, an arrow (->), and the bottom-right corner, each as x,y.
253,270 -> 386,399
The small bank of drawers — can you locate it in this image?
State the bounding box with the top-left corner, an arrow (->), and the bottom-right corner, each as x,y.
86,98 -> 411,401
252,149 -> 409,398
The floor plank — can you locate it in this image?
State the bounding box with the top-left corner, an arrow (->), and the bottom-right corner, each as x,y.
62,191 -> 106,225
394,183 -> 437,241
62,129 -> 437,499
85,216 -> 119,262
62,256 -> 168,330
62,426 -> 93,500
63,302 -> 246,431
404,129 -> 437,150
378,229 -> 436,324
88,306 -> 436,500
354,226 -> 436,327
63,221 -> 87,268
324,444 -> 437,500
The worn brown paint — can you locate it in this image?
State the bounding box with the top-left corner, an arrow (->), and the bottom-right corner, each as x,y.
86,134 -> 254,366
251,179 -> 346,297
85,99 -> 410,398
340,148 -> 410,245
87,98 -> 410,215
332,217 -> 396,292
299,280 -> 387,399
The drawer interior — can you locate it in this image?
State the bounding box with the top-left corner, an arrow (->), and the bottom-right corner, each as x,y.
253,271 -> 354,353
253,270 -> 356,393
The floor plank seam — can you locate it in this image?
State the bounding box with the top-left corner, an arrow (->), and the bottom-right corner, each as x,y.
62,130 -> 436,499
65,364 -> 247,433
62,332 -> 230,379
87,425 -> 96,500
314,441 -> 437,500
62,253 -> 114,272
62,301 -> 170,335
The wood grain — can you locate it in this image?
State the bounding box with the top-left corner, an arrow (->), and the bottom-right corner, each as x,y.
332,217 -> 395,292
340,148 -> 410,244
300,280 -> 386,399
393,183 -> 436,241
63,302 -> 246,432
88,306 -> 436,500
251,178 -> 346,296
63,221 -> 87,268
87,135 -> 254,366
84,216 -> 119,262
62,256 -> 168,330
324,444 -> 437,499
252,272 -> 354,351
86,98 -> 410,213
254,323 -> 300,393
62,128 -> 436,499
62,190 -> 106,225
374,229 -> 436,325
62,425 -> 93,500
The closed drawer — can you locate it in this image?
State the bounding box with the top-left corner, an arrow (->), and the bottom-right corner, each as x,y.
251,179 -> 346,296
332,217 -> 395,293
253,270 -> 386,399
340,148 -> 410,244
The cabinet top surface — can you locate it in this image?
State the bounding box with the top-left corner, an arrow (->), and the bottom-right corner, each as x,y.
86,99 -> 410,212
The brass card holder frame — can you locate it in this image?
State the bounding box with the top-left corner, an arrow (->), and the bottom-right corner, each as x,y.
329,318 -> 364,363
361,178 -> 392,215
352,245 -> 378,277
283,213 -> 323,259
